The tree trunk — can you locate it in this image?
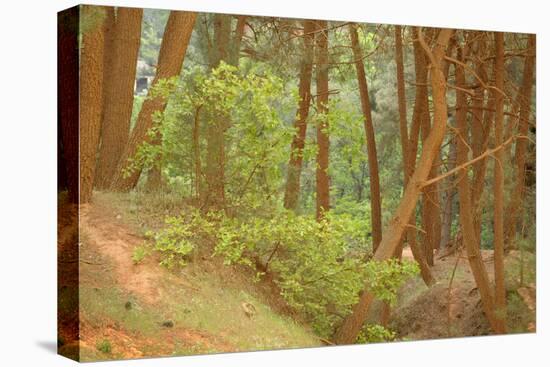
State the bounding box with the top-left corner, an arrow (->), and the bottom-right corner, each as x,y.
95,7 -> 143,189
440,131 -> 457,249
58,7 -> 80,204
401,27 -> 435,284
493,31 -> 507,333
349,24 -> 382,251
79,5 -> 107,203
204,14 -> 241,209
193,106 -> 203,201
416,31 -> 440,265
333,29 -> 453,345
283,20 -> 315,211
505,35 -> 536,245
111,11 -> 197,192
455,46 -> 503,334
315,20 -> 330,220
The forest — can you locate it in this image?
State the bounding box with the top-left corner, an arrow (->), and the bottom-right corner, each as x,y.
57,5 -> 536,361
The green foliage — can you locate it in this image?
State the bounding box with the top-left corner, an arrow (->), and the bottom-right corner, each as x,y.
143,207 -> 418,337
363,259 -> 420,305
132,245 -> 148,265
357,324 -> 397,343
96,339 -> 112,354
144,209 -> 217,268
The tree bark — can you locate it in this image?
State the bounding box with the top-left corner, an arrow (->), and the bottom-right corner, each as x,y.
58,7 -> 80,204
315,20 -> 330,220
505,35 -> 536,245
349,24 -> 382,251
401,28 -> 435,284
493,31 -> 507,333
283,20 -> 315,211
111,11 -> 197,192
455,46 -> 503,334
204,14 -> 244,209
333,29 -> 453,345
79,5 -> 107,203
95,7 -> 143,189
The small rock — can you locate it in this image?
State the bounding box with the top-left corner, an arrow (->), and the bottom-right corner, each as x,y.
116,214 -> 122,220
161,320 -> 174,328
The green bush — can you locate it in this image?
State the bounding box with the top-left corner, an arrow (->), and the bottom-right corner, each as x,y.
145,209 -> 217,268
147,207 -> 419,337
357,324 -> 397,343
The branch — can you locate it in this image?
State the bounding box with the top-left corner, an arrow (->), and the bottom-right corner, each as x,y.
420,135 -> 521,188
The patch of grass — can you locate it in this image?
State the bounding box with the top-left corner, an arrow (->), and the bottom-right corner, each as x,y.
163,272 -> 320,351
80,286 -> 161,336
96,339 -> 112,354
506,291 -> 535,333
505,250 -> 536,290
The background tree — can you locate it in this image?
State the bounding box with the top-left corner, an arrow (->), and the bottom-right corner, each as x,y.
315,20 -> 330,220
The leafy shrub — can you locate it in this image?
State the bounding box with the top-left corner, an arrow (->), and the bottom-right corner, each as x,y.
363,258 -> 420,305
147,207 -> 419,337
212,210 -> 418,337
132,245 -> 148,265
144,209 -> 217,268
357,324 -> 397,343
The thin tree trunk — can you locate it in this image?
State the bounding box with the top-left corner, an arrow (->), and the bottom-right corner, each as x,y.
283,20 -> 315,211
333,29 -> 453,344
111,11 -> 197,192
505,35 -> 536,245
79,5 -> 107,203
315,20 -> 330,220
440,132 -> 457,249
204,14 -> 242,209
349,24 -> 382,251
193,105 -> 203,201
95,7 -> 143,189
493,31 -> 507,333
455,46 -> 502,334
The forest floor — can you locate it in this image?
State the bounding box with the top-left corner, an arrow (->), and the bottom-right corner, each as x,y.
389,245 -> 536,340
60,192 -> 320,361
58,192 -> 536,361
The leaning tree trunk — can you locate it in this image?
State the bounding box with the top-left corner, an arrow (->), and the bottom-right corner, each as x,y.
95,7 -> 143,190
283,20 -> 315,211
493,31 -> 507,333
79,5 -> 107,203
111,11 -> 197,192
333,29 -> 453,345
400,28 -> 435,285
505,35 -> 536,245
380,24 -> 409,325
415,30 -> 440,266
349,24 -> 382,252
315,20 -> 330,220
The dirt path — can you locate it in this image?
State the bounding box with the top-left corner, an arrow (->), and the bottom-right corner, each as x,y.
76,200 -> 236,359
80,203 -> 162,304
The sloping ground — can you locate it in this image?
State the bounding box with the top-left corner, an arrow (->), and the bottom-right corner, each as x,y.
390,247 -> 536,340
74,193 -> 320,361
